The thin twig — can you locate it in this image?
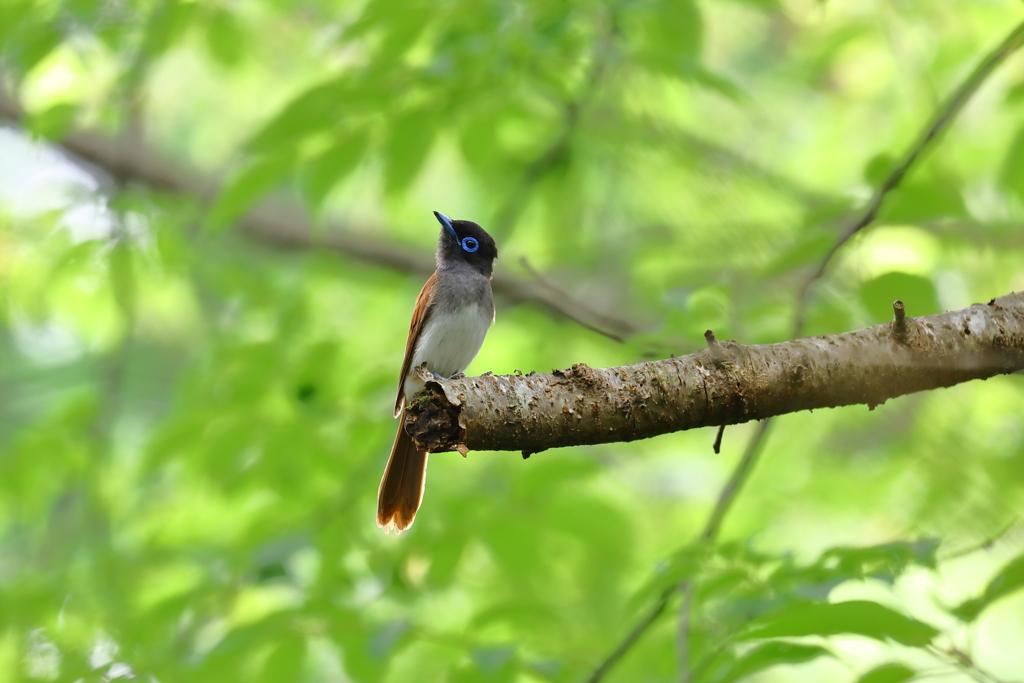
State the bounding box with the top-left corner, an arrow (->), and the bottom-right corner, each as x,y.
626,117 -> 835,208
793,19 -> 1024,334
585,421 -> 774,683
926,645 -> 1011,683
676,21 -> 1024,681
939,519 -> 1022,561
699,420 -> 773,543
0,89 -> 640,340
676,404 -> 773,681
680,420 -> 774,682
676,581 -> 694,683
584,19 -> 1024,683
583,590 -> 671,683
712,424 -> 725,454
670,20 -> 1024,683
519,257 -> 626,342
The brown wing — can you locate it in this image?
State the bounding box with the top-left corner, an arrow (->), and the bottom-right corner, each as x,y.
394,273 -> 436,417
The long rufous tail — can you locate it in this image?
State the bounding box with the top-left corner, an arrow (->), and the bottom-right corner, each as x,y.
377,424 -> 428,533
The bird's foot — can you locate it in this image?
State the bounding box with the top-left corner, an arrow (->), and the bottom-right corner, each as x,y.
449,372 -> 466,380
414,363 -> 434,382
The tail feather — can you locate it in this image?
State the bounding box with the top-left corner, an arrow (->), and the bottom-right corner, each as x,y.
377,424 -> 429,533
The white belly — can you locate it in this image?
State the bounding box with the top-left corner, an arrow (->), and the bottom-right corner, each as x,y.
404,304 -> 491,401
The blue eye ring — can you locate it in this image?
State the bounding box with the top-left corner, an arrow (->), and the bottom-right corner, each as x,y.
461,237 -> 479,253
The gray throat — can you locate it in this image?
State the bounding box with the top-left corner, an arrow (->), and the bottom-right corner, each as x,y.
432,260 -> 495,319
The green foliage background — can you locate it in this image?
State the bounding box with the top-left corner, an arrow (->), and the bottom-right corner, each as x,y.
2,0 -> 1024,681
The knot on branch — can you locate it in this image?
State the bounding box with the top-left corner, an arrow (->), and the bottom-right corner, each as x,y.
552,362 -> 600,386
404,385 -> 465,454
705,329 -> 732,365
702,333 -> 744,369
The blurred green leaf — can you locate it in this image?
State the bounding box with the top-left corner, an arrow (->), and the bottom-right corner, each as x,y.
452,647 -> 520,683
864,153 -> 896,186
17,21 -> 62,72
856,663 -> 916,683
300,135 -> 368,210
761,231 -> 835,277
196,615 -> 292,681
458,108 -> 504,177
371,1 -> 434,67
425,535 -> 468,587
952,551 -> 1024,622
206,153 -> 295,231
141,0 -> 197,58
693,68 -> 748,103
109,238 -> 135,315
482,516 -> 545,581
803,294 -> 856,336
682,285 -> 732,338
724,0 -> 782,10
546,491 -> 632,559
624,0 -> 703,76
1000,123 -> 1024,204
713,642 -> 832,683
2,3 -> 1024,682
0,0 -> 33,46
878,174 -> 967,223
814,540 -> 939,583
65,0 -> 101,21
631,544 -> 706,608
205,5 -> 247,67
384,108 -> 439,193
471,600 -> 565,633
345,0 -> 432,53
741,601 -> 938,646
331,618 -> 410,683
472,645 -> 516,673
261,632 -> 307,682
25,103 -> 78,141
859,272 -> 939,322
1007,80 -> 1024,104
246,78 -> 353,153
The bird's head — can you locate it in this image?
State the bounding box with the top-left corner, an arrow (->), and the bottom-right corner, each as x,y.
433,211 -> 498,276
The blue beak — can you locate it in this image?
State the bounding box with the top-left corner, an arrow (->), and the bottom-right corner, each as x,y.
433,211 -> 457,238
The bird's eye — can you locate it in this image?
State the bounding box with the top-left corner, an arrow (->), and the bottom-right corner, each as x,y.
461,237 -> 479,253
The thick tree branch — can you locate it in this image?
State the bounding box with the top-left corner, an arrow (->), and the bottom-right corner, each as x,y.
0,90 -> 639,341
406,293 -> 1024,455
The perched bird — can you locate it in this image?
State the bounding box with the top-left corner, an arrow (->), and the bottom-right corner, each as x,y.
377,211 -> 498,533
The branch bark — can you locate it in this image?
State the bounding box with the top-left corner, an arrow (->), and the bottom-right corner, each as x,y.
0,90 -> 639,341
406,293 -> 1024,455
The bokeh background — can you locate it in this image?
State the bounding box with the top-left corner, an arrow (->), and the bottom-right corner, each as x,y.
2,0 -> 1024,681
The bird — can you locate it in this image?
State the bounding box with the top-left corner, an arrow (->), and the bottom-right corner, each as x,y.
377,211 -> 498,533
